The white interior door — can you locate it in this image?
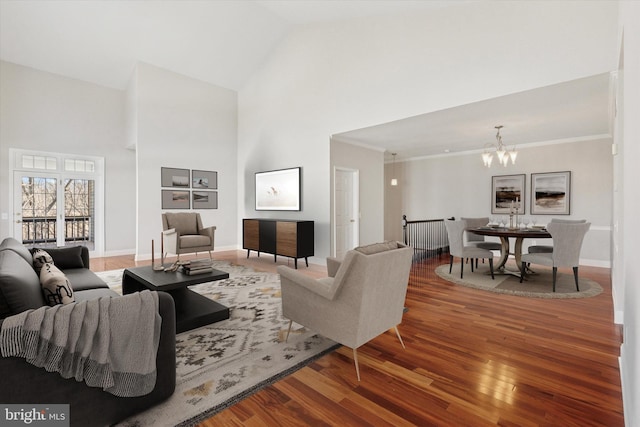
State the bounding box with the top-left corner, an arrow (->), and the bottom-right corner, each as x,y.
334,168 -> 359,259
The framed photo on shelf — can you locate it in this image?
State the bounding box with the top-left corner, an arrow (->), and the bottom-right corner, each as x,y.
192,190 -> 218,209
192,170 -> 217,189
161,190 -> 190,209
491,174 -> 525,214
161,167 -> 190,188
531,171 -> 571,215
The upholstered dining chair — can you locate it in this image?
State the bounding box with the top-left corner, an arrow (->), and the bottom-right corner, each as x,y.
162,212 -> 216,261
527,219 -> 587,254
461,217 -> 502,251
445,219 -> 495,280
461,217 -> 502,267
520,221 -> 590,292
278,241 -> 413,381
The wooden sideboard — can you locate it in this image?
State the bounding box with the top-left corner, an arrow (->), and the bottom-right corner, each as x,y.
243,219 -> 314,269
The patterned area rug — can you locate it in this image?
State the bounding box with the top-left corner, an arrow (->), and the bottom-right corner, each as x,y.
96,261 -> 338,426
435,261 -> 603,299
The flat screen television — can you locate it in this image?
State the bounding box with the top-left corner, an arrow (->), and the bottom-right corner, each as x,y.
255,167 -> 301,211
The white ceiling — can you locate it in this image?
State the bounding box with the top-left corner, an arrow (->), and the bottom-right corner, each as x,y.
0,0 -> 464,91
334,73 -> 613,161
0,1 -> 612,160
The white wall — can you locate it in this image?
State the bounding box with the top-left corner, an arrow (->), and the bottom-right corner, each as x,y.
0,60 -> 238,258
238,1 -> 619,260
618,2 -> 640,425
0,61 -> 135,253
387,139 -> 613,266
134,63 -> 237,259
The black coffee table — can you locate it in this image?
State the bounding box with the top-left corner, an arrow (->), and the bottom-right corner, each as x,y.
122,265 -> 230,333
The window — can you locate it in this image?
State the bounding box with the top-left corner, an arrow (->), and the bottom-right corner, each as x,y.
21,155 -> 57,170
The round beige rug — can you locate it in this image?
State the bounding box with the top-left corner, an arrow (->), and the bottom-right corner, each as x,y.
434,262 -> 603,299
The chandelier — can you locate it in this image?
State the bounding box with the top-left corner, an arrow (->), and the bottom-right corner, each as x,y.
482,125 -> 517,167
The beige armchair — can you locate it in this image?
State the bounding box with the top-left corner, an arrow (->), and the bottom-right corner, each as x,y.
161,212 -> 215,261
277,241 -> 413,381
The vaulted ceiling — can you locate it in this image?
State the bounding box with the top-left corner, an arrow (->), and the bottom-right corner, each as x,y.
0,0 -> 464,91
0,1 -> 612,160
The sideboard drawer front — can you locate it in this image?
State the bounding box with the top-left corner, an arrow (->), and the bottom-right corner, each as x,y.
243,219 -> 260,250
276,221 -> 298,257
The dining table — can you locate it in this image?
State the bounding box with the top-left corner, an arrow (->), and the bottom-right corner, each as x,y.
469,226 -> 552,275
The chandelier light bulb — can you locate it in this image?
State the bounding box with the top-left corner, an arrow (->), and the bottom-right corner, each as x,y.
482,125 -> 517,168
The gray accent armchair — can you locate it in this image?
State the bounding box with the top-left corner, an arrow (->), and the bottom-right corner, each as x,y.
277,241 -> 413,381
445,219 -> 494,279
520,221 -> 591,291
162,212 -> 215,261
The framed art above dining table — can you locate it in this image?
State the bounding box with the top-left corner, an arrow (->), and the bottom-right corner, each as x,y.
491,174 -> 525,214
530,171 -> 571,215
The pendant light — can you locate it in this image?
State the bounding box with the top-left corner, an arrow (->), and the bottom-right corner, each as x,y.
390,153 -> 398,186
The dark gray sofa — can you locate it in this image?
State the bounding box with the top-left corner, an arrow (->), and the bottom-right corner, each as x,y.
0,237 -> 176,426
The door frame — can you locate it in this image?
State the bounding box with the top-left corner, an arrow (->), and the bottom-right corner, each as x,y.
332,166 -> 360,258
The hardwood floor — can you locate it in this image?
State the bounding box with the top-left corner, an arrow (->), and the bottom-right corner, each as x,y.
92,251 -> 624,426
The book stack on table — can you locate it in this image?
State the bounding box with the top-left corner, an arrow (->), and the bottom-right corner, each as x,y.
181,258 -> 214,275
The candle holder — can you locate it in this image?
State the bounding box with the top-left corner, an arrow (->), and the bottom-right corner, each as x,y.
152,238 -> 164,271
508,200 -> 520,230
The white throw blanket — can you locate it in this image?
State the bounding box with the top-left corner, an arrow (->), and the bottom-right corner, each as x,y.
0,290 -> 161,397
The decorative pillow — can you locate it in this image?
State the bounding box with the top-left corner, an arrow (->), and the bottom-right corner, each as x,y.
40,263 -> 75,306
31,248 -> 54,274
43,246 -> 85,269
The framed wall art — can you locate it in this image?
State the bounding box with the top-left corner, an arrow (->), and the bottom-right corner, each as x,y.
161,189 -> 190,209
531,171 -> 571,215
255,167 -> 301,211
192,190 -> 218,209
192,170 -> 217,189
491,174 -> 525,214
161,167 -> 190,188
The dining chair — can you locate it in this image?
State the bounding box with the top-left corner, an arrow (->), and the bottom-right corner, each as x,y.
520,221 -> 590,292
461,217 -> 502,267
527,219 -> 587,254
445,220 -> 494,279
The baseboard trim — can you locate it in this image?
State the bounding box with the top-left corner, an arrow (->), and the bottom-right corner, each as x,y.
102,248 -> 135,257
581,258 -> 611,268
